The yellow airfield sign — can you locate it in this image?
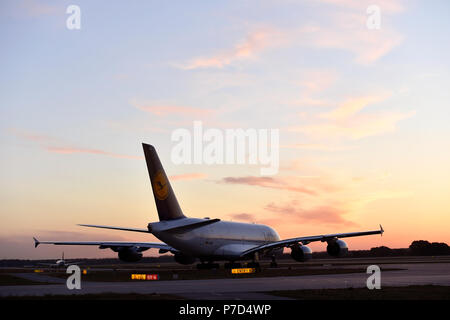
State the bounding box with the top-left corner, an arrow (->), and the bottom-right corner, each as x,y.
231,268 -> 256,274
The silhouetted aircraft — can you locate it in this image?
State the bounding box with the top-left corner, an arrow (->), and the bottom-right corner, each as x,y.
34,252 -> 82,268
34,144 -> 383,269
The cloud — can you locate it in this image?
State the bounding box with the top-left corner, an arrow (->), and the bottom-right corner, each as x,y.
131,99 -> 245,128
176,0 -> 405,72
222,176 -> 316,196
177,29 -> 283,70
289,93 -> 415,140
8,128 -> 53,142
265,200 -> 357,226
317,0 -> 405,14
14,0 -> 60,17
132,100 -> 214,118
44,146 -> 143,160
293,110 -> 415,140
297,70 -> 338,94
320,93 -> 391,120
169,173 -> 208,181
296,23 -> 403,65
280,143 -> 353,152
228,213 -> 256,222
291,69 -> 338,107
9,128 -> 142,160
105,120 -> 168,134
291,0 -> 405,65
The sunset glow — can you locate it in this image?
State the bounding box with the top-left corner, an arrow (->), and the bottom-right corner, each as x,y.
1,0 -> 449,259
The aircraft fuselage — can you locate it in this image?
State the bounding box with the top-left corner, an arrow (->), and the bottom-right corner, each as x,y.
149,218 -> 280,260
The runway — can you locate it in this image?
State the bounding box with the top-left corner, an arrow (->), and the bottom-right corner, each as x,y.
1,259 -> 450,299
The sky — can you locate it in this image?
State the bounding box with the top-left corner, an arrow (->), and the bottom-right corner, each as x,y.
0,0 -> 449,259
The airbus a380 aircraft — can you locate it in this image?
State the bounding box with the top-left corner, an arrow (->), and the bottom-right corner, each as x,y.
34,143 -> 384,269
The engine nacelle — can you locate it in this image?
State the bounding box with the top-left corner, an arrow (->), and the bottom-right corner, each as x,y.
326,239 -> 348,257
118,247 -> 143,262
290,245 -> 312,262
174,253 -> 196,265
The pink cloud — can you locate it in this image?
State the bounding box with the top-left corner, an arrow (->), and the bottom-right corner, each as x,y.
318,0 -> 405,14
169,173 -> 208,181
45,146 -> 143,160
17,0 -> 60,17
178,29 -> 283,70
321,93 -> 391,120
176,1 -> 405,72
296,23 -> 403,65
10,129 -> 142,160
222,176 -> 316,196
265,201 -> 357,227
280,143 -> 353,152
228,213 -> 256,222
290,70 -> 338,107
8,128 -> 53,142
298,70 -> 338,94
293,110 -> 415,140
131,100 -> 246,128
291,0 -> 405,65
289,92 -> 415,140
133,102 -> 214,117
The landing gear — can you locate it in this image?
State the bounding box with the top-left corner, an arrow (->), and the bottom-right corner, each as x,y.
269,254 -> 278,268
224,262 -> 241,269
247,252 -> 261,271
196,262 -> 220,270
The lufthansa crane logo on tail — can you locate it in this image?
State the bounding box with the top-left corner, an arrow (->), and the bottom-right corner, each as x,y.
153,171 -> 169,200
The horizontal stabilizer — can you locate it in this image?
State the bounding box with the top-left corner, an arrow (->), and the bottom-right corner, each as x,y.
33,237 -> 40,248
77,224 -> 150,233
160,219 -> 220,233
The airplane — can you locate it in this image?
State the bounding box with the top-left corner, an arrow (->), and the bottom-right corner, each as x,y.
34,252 -> 82,268
34,143 -> 384,269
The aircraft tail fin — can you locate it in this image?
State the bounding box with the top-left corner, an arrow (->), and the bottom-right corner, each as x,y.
142,143 -> 186,221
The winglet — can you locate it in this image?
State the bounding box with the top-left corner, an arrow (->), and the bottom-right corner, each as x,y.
380,224 -> 384,236
33,237 -> 40,248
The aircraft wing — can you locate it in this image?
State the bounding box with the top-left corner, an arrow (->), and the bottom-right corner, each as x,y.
64,261 -> 83,265
239,225 -> 384,257
33,237 -> 176,253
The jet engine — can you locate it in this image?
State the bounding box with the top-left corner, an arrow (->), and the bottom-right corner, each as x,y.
174,253 -> 196,265
290,244 -> 312,262
117,247 -> 143,262
326,239 -> 348,257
